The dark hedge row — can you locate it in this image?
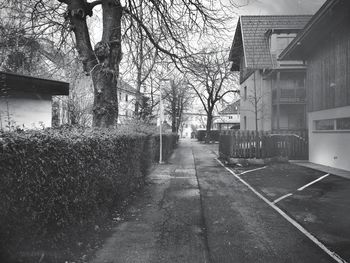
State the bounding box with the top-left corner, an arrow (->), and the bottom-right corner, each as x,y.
0,128 -> 177,260
197,130 -> 220,142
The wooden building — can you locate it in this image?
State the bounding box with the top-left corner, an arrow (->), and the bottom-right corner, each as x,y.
229,15 -> 311,132
0,71 -> 69,130
280,0 -> 350,171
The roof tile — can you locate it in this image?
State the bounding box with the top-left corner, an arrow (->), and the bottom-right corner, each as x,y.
240,15 -> 311,69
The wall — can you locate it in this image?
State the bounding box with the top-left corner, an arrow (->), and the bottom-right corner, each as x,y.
272,105 -> 306,130
307,25 -> 350,112
240,71 -> 272,131
0,93 -> 52,129
118,90 -> 136,123
214,114 -> 240,127
308,105 -> 350,171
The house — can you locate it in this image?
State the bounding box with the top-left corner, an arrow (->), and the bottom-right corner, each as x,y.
118,80 -> 139,123
55,76 -> 139,126
229,15 -> 311,132
0,71 -> 69,130
214,100 -> 240,130
279,0 -> 350,171
180,112 -> 209,138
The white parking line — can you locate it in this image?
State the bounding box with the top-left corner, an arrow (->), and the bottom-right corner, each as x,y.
215,158 -> 347,263
240,166 -> 267,175
273,193 -> 293,204
298,174 -> 330,191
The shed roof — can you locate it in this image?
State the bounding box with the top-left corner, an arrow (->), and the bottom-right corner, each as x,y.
0,71 -> 69,95
229,15 -> 312,71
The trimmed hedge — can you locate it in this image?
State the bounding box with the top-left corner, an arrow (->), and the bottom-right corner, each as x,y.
0,128 -> 177,260
197,130 -> 220,142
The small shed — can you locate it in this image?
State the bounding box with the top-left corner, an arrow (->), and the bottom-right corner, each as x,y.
0,71 -> 69,130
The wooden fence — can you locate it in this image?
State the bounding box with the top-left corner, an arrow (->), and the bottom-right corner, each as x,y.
219,130 -> 308,160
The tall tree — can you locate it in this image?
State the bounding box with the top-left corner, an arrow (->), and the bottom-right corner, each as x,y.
186,49 -> 239,142
21,0 -> 237,127
121,0 -> 160,117
163,77 -> 193,133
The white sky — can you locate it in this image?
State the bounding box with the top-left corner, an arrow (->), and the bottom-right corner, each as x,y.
234,0 -> 327,15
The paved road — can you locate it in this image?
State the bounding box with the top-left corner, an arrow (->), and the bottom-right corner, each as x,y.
91,140 -> 345,263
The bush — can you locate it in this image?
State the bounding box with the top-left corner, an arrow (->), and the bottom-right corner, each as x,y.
0,127 -> 178,260
197,129 -> 220,142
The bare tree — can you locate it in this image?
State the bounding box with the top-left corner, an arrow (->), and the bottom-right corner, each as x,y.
186,49 -> 239,142
14,0 -> 238,128
121,1 -> 160,117
163,77 -> 193,133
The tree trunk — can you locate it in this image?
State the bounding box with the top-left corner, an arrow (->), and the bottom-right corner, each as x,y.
253,71 -> 260,156
91,65 -> 118,127
205,114 -> 213,144
171,114 -> 177,132
64,0 -> 123,128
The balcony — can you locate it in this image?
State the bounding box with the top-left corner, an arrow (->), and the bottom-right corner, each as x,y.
272,88 -> 306,104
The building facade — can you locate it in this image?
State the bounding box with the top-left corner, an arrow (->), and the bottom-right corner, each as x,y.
280,0 -> 350,171
214,100 -> 240,130
229,15 -> 311,132
0,71 -> 69,130
118,80 -> 139,123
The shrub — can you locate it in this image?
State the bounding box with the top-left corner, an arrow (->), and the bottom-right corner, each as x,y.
0,127 -> 177,260
197,129 -> 220,142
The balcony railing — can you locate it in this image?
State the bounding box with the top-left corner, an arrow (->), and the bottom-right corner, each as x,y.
272,88 -> 306,104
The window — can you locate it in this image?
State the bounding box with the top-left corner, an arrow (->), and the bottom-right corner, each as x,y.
314,117 -> 350,131
315,119 -> 334,131
336,117 -> 350,130
271,33 -> 297,56
229,116 -> 233,119
244,86 -> 247,100
125,94 -> 128,102
244,116 -> 247,130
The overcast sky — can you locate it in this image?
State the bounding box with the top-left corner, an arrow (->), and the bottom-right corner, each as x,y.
235,0 -> 327,15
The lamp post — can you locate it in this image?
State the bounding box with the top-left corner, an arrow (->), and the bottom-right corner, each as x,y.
159,84 -> 163,164
159,78 -> 170,164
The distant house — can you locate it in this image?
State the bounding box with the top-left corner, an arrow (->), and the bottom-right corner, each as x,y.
58,76 -> 139,126
180,112 -> 209,138
229,15 -> 311,131
214,100 -> 240,130
280,0 -> 350,171
118,80 -> 139,123
0,71 -> 69,130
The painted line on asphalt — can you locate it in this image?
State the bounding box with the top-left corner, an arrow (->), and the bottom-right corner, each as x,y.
240,166 -> 267,175
297,173 -> 330,191
215,158 -> 347,263
273,193 -> 293,204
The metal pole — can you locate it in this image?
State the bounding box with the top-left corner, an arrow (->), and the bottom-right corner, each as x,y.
159,82 -> 163,164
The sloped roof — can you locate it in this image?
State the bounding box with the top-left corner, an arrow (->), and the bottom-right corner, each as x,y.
220,100 -> 240,115
229,15 -> 312,70
0,71 -> 69,95
118,79 -> 138,94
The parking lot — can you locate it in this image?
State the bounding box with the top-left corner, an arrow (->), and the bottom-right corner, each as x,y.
228,163 -> 350,262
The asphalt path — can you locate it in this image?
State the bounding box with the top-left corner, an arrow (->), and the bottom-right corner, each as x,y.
193,142 -> 338,263
234,162 -> 350,262
91,140 -> 349,263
